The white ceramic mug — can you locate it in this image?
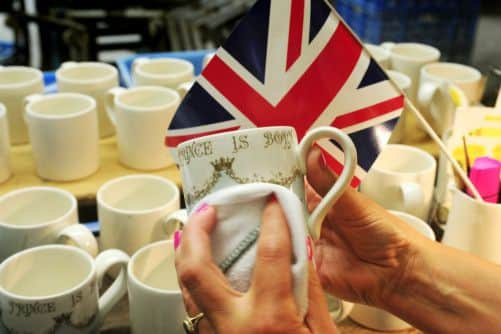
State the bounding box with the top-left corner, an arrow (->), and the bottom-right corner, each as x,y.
419,62 -> 484,106
382,42 -> 441,104
0,187 -> 98,262
56,61 -> 119,138
128,240 -> 186,334
177,126 -> 357,239
360,144 -> 436,221
365,44 -> 391,70
0,66 -> 44,145
132,58 -> 195,89
0,245 -> 129,333
98,175 -> 181,256
386,70 -> 411,94
350,210 -> 435,331
0,103 -> 10,184
443,188 -> 501,264
105,86 -> 180,170
24,93 -> 100,181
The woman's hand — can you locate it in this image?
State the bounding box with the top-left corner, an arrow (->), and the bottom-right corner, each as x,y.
175,196 -> 337,334
305,146 -> 431,307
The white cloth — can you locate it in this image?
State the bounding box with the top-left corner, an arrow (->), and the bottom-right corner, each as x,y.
189,183 -> 309,317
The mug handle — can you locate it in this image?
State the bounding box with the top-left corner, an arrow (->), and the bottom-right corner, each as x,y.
398,182 -> 425,217
56,224 -> 99,258
104,87 -> 126,126
161,209 -> 188,238
297,126 -> 357,240
93,249 -> 130,327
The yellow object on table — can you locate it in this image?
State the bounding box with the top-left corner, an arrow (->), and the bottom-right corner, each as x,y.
1,136 -> 181,204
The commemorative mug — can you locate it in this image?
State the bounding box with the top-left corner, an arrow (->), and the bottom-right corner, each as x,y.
0,187 -> 98,262
24,93 -> 99,181
56,61 -> 119,138
98,175 -> 181,256
0,245 -> 129,333
350,210 -> 435,331
0,103 -> 10,184
176,126 -> 357,239
132,58 -> 195,89
382,42 -> 441,104
360,144 -> 436,221
0,66 -> 44,144
105,86 -> 180,170
128,240 -> 186,334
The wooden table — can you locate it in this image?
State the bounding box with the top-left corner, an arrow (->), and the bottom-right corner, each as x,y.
2,137 -> 181,206
101,293 -> 421,333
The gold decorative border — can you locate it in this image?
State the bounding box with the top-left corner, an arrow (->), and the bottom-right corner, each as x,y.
184,156 -> 302,207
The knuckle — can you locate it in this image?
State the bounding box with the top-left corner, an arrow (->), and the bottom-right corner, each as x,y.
178,260 -> 203,290
257,234 -> 289,262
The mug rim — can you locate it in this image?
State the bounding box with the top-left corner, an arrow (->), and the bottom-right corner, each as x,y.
114,86 -> 180,113
0,66 -> 43,90
56,61 -> 118,85
97,174 -> 180,215
128,240 -> 180,295
0,245 -> 94,301
0,186 -> 77,229
365,43 -> 391,60
390,43 -> 441,63
25,93 -> 97,120
388,210 -> 435,240
422,62 -> 482,83
370,144 -> 436,176
133,58 -> 194,79
177,126 -> 297,149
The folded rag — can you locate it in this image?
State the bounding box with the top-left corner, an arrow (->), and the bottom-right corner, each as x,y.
189,183 -> 309,317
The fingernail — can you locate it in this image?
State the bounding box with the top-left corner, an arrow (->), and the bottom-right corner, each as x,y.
268,193 -> 278,204
195,202 -> 209,214
306,236 -> 313,261
173,230 -> 182,250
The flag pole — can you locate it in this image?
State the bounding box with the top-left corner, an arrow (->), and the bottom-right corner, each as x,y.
322,0 -> 483,201
405,98 -> 482,201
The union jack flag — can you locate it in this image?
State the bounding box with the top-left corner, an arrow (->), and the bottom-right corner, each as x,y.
166,0 -> 404,186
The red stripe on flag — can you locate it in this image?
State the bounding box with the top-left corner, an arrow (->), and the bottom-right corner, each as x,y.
286,0 -> 304,70
165,126 -> 241,147
203,23 -> 361,139
315,144 -> 361,188
331,95 -> 404,129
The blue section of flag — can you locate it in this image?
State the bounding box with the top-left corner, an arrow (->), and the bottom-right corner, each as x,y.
222,0 -> 271,83
357,59 -> 389,89
169,83 -> 234,130
349,118 -> 398,171
309,0 -> 332,43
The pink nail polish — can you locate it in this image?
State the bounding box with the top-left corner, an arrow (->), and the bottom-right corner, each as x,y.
268,193 -> 278,204
306,236 -> 313,261
195,202 -> 209,214
173,230 -> 182,250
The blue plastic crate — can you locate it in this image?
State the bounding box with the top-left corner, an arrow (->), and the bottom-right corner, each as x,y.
116,49 -> 214,88
0,41 -> 13,60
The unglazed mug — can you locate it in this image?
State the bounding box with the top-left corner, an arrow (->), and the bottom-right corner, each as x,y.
0,245 -> 129,333
382,42 -> 441,104
176,126 -> 357,239
442,188 -> 501,264
360,144 -> 436,221
56,61 -> 119,138
132,58 -> 194,89
105,86 -> 180,170
24,93 -> 99,181
0,187 -> 98,262
0,103 -> 10,184
128,240 -> 186,334
350,210 -> 435,331
98,175 -> 181,256
0,66 -> 44,144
